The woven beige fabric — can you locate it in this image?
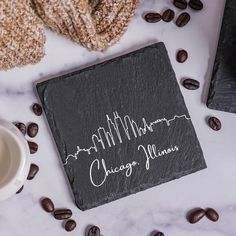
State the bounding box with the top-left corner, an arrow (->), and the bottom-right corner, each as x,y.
0,0 -> 139,70
0,0 -> 46,70
96,0 -> 139,47
32,0 -> 139,51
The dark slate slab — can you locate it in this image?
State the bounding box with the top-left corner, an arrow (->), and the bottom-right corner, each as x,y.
36,42 -> 206,211
207,0 -> 236,113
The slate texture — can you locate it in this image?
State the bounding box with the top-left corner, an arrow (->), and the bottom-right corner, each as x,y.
207,0 -> 236,113
37,42 -> 206,211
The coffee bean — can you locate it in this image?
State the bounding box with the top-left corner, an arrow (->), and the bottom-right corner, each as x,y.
162,9 -> 175,22
154,232 -> 165,236
88,226 -> 101,236
54,209 -> 72,220
144,12 -> 162,23
177,50 -> 188,63
41,197 -> 55,213
16,185 -> 24,194
65,219 -> 77,232
15,122 -> 26,136
176,12 -> 191,27
27,123 -> 39,138
27,164 -> 39,180
28,141 -> 38,154
183,78 -> 200,90
188,208 -> 205,224
173,0 -> 187,10
206,208 -> 219,222
32,103 -> 42,116
189,0 -> 203,11
208,117 -> 221,131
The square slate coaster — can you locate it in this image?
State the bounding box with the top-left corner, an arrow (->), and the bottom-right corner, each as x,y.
37,42 -> 206,211
207,0 -> 236,113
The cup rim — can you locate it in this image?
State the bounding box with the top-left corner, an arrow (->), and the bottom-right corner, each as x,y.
0,118 -> 30,200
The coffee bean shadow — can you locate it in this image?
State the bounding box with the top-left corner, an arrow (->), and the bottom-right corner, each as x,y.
85,225 -> 92,235
205,115 -> 211,125
180,77 -> 187,86
186,207 -> 203,222
61,220 -> 66,228
150,230 -> 159,236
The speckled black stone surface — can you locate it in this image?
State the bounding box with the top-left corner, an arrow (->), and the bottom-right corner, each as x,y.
207,0 -> 236,113
37,43 -> 206,211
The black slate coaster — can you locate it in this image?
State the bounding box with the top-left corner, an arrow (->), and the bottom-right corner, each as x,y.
37,42 -> 206,211
207,0 -> 236,113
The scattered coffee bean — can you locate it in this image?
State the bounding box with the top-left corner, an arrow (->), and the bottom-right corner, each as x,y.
54,209 -> 72,220
32,103 -> 42,116
28,141 -> 38,154
183,78 -> 200,90
162,9 -> 175,22
208,117 -> 221,131
188,208 -> 205,224
15,122 -> 26,136
88,226 -> 101,236
154,232 -> 165,236
65,219 -> 77,232
27,123 -> 39,138
41,197 -> 55,213
189,0 -> 203,11
27,164 -> 39,180
206,208 -> 219,222
16,185 -> 24,194
173,0 -> 187,10
176,12 -> 191,27
177,49 -> 188,63
144,12 -> 162,23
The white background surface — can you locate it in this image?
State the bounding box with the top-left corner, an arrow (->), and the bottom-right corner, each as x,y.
1,0 -> 236,235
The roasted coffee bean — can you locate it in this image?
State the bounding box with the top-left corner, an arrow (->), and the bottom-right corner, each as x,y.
27,123 -> 39,138
88,226 -> 101,236
15,122 -> 26,136
154,232 -> 165,236
177,49 -> 188,63
27,164 -> 39,180
208,117 -> 221,131
144,12 -> 162,23
32,103 -> 42,116
173,0 -> 187,9
162,9 -> 175,22
54,209 -> 72,220
188,208 -> 205,224
65,219 -> 77,232
16,185 -> 24,194
206,208 -> 219,222
176,12 -> 191,27
41,197 -> 55,213
28,141 -> 38,154
189,0 -> 203,10
183,78 -> 200,90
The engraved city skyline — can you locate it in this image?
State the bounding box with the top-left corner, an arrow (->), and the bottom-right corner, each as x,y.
64,111 -> 191,165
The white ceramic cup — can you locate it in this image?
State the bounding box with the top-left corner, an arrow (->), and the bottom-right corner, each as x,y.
0,118 -> 30,201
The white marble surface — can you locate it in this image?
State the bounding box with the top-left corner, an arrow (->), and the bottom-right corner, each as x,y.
1,0 -> 236,235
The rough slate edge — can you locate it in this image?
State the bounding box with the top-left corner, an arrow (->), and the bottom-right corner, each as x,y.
207,0 -> 236,113
36,42 -> 207,211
